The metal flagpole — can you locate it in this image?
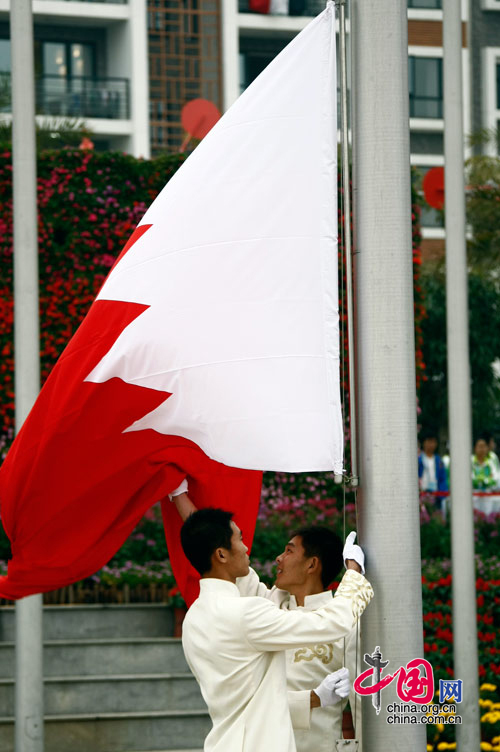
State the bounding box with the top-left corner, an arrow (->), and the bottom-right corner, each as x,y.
442,1 -> 480,748
10,1 -> 44,750
350,0 -> 426,749
337,0 -> 358,488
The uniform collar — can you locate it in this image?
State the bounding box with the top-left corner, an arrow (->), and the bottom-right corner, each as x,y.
288,590 -> 333,610
199,578 -> 240,597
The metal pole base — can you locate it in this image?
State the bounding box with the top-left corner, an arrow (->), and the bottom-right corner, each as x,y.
335,740 -> 359,751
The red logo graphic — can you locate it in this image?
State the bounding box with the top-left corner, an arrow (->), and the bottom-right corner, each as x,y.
353,647 -> 434,712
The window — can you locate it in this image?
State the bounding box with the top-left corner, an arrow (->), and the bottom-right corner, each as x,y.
40,41 -> 95,79
239,51 -> 275,93
408,0 -> 441,8
497,63 -> 500,110
409,56 -> 443,118
0,39 -> 10,73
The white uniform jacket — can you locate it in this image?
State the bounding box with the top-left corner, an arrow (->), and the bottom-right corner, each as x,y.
285,591 -> 358,752
237,571 -> 359,749
182,569 -> 373,752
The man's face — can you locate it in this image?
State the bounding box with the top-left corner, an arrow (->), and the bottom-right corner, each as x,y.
275,535 -> 312,590
475,439 -> 489,462
423,437 -> 437,455
225,521 -> 250,578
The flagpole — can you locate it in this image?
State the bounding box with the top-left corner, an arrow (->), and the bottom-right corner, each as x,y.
337,0 -> 358,487
442,1 -> 480,747
10,2 -> 44,751
350,0 -> 425,749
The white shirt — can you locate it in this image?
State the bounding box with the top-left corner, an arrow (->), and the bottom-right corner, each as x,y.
285,591 -> 358,752
420,453 -> 437,491
182,570 -> 373,752
238,572 -> 359,749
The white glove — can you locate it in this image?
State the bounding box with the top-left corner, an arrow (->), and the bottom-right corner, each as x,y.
314,667 -> 350,707
343,531 -> 365,574
168,478 -> 188,501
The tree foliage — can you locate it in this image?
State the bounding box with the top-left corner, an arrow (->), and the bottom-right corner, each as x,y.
466,145 -> 500,271
418,265 -> 500,440
418,139 -> 500,441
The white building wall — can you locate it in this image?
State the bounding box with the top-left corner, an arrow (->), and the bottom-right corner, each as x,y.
0,0 -> 149,157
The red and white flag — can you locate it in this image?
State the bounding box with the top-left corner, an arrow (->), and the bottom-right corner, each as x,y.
0,4 -> 340,604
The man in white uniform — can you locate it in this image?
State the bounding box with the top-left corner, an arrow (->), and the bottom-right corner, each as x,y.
178,502 -> 373,752
236,525 -> 360,750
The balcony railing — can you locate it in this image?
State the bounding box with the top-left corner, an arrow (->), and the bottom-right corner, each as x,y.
34,75 -> 130,120
38,1 -> 128,4
238,0 -> 325,16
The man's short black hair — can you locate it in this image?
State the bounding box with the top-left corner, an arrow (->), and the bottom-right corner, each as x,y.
420,429 -> 438,443
476,432 -> 491,444
290,526 -> 343,589
180,508 -> 234,576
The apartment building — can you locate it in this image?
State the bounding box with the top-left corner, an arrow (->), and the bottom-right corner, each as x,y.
470,0 -> 500,154
0,1 -> 496,257
218,0 -> 471,260
0,0 -> 149,157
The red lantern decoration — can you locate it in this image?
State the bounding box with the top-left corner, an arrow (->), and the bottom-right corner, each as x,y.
422,166 -> 445,210
181,99 -> 221,141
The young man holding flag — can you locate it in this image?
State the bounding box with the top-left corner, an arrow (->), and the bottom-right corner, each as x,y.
171,485 -> 371,752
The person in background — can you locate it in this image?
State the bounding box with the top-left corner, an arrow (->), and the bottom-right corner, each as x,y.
418,430 -> 448,512
471,435 -> 500,491
482,431 -> 500,476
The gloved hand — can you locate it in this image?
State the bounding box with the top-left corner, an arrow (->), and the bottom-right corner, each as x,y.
168,478 -> 188,501
343,531 -> 365,574
314,667 -> 350,707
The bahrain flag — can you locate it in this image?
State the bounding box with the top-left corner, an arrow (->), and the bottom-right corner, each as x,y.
0,3 -> 340,603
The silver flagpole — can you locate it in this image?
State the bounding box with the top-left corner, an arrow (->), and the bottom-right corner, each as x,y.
442,1 -> 480,748
10,1 -> 44,751
337,0 -> 358,488
350,0 -> 425,749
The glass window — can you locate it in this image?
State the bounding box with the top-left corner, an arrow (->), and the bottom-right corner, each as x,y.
408,0 -> 441,7
239,52 -> 275,93
0,39 -> 10,73
497,63 -> 500,110
70,44 -> 93,78
44,42 -> 67,77
409,56 -> 443,118
41,41 -> 94,79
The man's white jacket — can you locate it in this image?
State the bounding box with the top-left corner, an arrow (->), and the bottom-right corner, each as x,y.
182,569 -> 373,752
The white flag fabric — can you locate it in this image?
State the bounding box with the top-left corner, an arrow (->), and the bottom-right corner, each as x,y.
88,2 -> 341,472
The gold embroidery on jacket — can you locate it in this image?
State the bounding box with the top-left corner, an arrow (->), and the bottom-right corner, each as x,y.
293,643 -> 334,664
335,569 -> 374,621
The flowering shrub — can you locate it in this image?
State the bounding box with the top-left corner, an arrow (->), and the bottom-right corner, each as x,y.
422,559 -> 500,750
0,148 -> 185,459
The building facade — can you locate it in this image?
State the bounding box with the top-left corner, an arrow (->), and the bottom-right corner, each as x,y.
470,0 -> 500,155
1,0 -> 495,260
220,0 -> 472,260
0,0 -> 149,157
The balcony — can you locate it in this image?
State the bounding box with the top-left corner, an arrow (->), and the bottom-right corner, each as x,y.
408,0 -> 441,7
31,75 -> 130,120
37,1 -> 128,3
238,0 -> 324,16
